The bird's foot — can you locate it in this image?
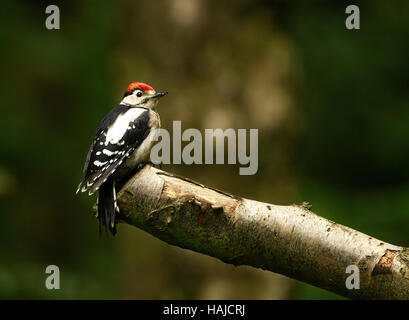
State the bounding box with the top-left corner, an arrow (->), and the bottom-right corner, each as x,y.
136,161 -> 162,170
136,161 -> 149,170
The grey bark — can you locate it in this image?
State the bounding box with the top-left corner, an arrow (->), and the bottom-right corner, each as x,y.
112,165 -> 409,299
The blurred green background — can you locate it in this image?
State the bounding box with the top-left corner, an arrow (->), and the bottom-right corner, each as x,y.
1,0 -> 408,299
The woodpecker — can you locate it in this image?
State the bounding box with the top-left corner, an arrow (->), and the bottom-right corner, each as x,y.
76,82 -> 167,235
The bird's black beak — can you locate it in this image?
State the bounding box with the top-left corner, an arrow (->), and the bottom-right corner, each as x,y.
150,91 -> 168,99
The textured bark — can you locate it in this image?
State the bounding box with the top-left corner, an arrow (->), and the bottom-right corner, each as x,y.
114,165 -> 409,299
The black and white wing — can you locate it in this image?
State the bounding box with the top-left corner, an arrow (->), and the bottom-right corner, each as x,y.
77,105 -> 151,195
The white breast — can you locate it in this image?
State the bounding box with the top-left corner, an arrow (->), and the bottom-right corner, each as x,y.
123,109 -> 160,168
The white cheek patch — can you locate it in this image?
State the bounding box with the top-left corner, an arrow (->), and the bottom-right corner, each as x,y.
105,108 -> 145,144
121,94 -> 138,105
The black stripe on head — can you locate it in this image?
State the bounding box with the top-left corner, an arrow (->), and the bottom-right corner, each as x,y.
123,88 -> 135,98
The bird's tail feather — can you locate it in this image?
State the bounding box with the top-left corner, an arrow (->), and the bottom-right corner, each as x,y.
97,180 -> 117,236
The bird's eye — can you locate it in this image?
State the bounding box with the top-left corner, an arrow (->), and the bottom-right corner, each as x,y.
136,91 -> 143,97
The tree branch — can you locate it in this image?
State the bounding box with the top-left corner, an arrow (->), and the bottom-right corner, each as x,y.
114,165 -> 409,299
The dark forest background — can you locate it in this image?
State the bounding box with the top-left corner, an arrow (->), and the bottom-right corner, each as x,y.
1,0 -> 408,299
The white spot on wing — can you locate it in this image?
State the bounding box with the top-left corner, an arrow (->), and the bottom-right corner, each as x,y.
105,108 -> 145,144
103,149 -> 116,156
94,160 -> 107,166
